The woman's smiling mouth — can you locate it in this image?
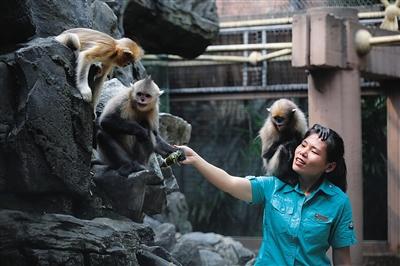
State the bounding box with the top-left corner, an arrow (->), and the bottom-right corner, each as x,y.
295,157 -> 305,166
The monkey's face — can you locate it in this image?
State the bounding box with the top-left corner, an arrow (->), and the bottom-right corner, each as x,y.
272,113 -> 294,132
272,115 -> 287,131
116,51 -> 134,67
268,99 -> 297,132
133,90 -> 155,112
131,78 -> 161,112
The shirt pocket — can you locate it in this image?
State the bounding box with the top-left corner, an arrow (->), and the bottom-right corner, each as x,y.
303,211 -> 333,245
267,196 -> 294,233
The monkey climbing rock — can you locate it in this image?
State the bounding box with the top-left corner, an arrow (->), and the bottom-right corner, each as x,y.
55,28 -> 143,111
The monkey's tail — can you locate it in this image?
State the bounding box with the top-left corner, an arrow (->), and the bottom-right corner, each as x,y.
55,33 -> 80,51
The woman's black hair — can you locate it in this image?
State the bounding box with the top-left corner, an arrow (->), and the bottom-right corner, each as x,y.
303,124 -> 347,192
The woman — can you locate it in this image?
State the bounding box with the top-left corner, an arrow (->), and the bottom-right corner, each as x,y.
177,124 -> 357,265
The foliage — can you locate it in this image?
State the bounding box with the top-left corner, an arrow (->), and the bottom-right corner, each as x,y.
361,95 -> 387,240
188,100 -> 266,235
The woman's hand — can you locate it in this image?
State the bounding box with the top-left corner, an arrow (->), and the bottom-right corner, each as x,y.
175,145 -> 199,165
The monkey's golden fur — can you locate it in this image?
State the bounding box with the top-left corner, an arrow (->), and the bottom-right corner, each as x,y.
55,28 -> 144,110
259,99 -> 308,175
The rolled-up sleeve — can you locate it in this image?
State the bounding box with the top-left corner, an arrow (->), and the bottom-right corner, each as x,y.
330,196 -> 358,248
245,176 -> 275,205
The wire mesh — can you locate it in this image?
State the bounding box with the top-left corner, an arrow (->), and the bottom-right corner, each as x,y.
216,0 -> 382,22
144,1 -> 386,95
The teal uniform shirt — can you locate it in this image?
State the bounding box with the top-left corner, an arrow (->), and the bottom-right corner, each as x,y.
247,176 -> 357,266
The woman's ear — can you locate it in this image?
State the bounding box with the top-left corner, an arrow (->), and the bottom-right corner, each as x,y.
325,162 -> 336,173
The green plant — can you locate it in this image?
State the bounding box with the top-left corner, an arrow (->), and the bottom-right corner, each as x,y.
361,95 -> 387,240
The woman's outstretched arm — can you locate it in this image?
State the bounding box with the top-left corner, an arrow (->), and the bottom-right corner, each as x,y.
177,145 -> 252,202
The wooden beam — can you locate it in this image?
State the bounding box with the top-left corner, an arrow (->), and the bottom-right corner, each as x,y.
170,91 -> 307,102
358,28 -> 400,79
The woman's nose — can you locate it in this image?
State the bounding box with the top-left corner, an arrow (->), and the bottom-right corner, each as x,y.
299,149 -> 307,157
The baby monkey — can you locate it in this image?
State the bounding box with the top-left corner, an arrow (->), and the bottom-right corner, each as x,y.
55,28 -> 144,110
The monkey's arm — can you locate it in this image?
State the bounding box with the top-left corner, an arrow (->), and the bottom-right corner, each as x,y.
91,63 -> 112,108
153,131 -> 178,157
262,141 -> 282,160
267,140 -> 299,185
76,50 -> 95,102
100,113 -> 150,140
278,140 -> 299,162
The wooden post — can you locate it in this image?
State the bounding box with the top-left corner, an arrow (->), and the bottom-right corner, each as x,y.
293,4 -> 400,261
293,7 -> 364,264
386,87 -> 400,253
308,69 -> 363,264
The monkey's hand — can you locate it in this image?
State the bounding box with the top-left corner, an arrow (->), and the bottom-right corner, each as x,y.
279,144 -> 293,163
312,124 -> 330,141
78,85 -> 92,102
262,142 -> 281,160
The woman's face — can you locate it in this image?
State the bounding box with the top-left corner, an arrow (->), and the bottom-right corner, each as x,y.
292,133 -> 335,179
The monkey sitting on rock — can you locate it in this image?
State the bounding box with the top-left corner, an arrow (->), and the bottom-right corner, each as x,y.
95,76 -> 184,176
259,98 -> 308,185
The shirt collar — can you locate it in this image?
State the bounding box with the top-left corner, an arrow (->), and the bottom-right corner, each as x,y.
318,178 -> 338,196
288,178 -> 338,196
275,178 -> 296,193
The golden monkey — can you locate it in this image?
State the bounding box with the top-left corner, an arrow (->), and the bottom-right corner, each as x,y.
55,28 -> 144,110
259,99 -> 308,184
96,76 -> 182,176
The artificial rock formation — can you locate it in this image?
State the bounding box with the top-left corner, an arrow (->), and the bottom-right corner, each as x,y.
1,0 -> 219,57
0,1 -> 255,265
0,37 -> 93,206
0,35 -> 189,265
0,209 -> 173,266
123,0 -> 219,58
